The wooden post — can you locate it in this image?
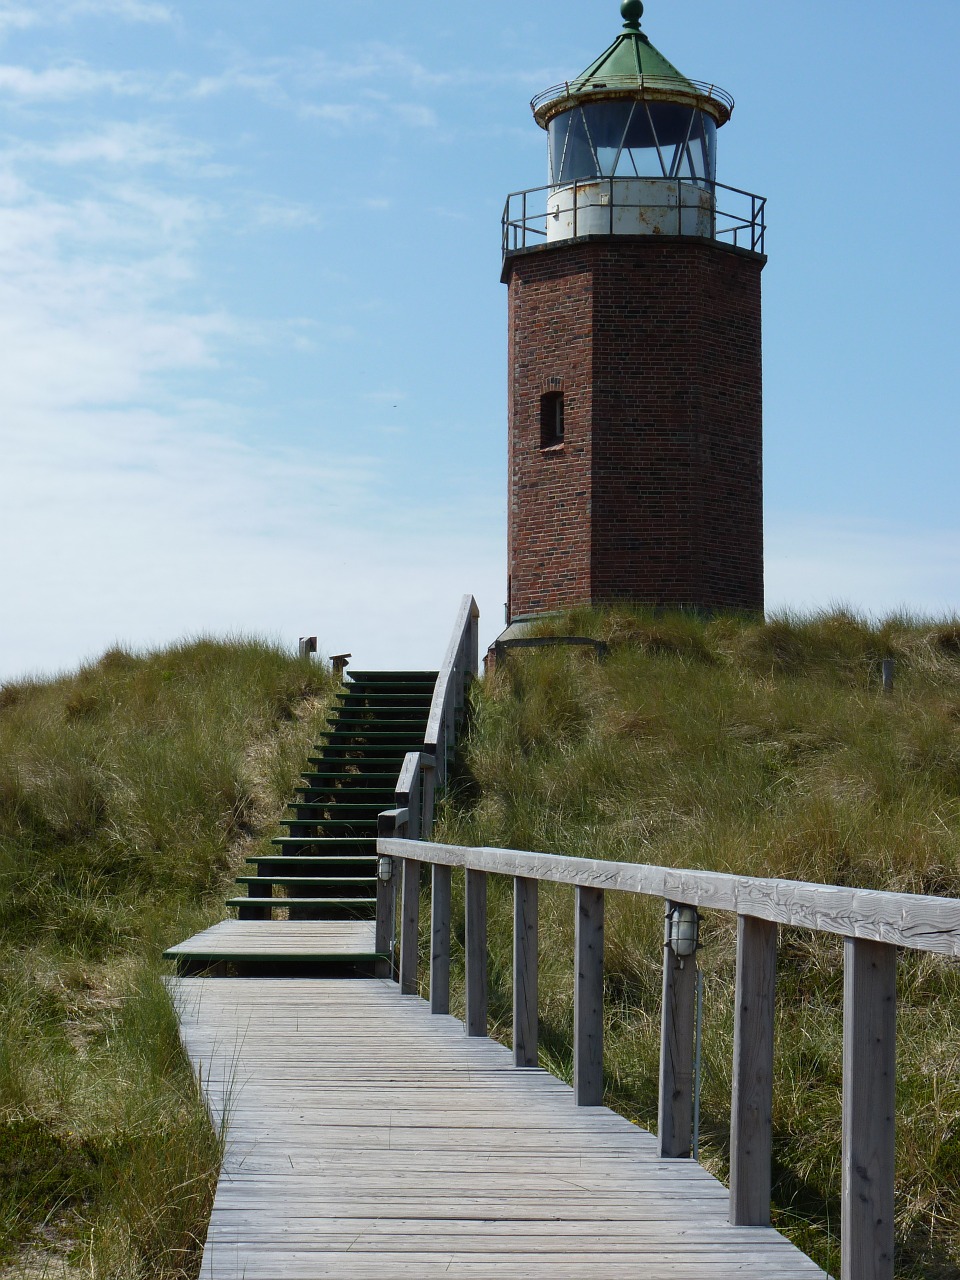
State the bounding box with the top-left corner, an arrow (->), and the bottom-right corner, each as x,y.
574,885 -> 604,1106
465,868 -> 488,1037
375,813 -> 398,980
882,659 -> 895,696
842,938 -> 897,1280
729,915 -> 778,1225
421,757 -> 437,840
399,858 -> 420,996
513,877 -> 538,1068
658,901 -> 697,1157
430,863 -> 452,1015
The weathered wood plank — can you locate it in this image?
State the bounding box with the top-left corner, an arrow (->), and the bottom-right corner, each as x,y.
842,938 -> 896,1280
658,903 -> 697,1159
513,877 -> 538,1068
465,868 -> 488,1037
380,837 -> 960,957
574,886 -> 604,1106
729,915 -> 777,1226
430,863 -> 452,1014
399,858 -> 421,995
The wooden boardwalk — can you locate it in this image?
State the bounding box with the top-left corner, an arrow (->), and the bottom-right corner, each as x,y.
170,976 -> 828,1279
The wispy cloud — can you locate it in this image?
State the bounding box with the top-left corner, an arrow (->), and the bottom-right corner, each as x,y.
0,61 -> 158,98
0,0 -> 174,34
6,121 -> 214,171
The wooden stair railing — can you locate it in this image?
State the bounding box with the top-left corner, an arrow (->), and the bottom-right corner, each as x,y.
375,594 -> 479,983
376,830 -> 960,1280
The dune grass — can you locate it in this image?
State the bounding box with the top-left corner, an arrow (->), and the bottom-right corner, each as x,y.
0,638 -> 335,1276
435,608 -> 960,1280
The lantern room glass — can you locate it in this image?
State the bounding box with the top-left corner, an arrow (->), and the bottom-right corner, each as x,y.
548,100 -> 717,186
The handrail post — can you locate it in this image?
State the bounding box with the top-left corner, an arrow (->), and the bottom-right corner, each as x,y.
430,862 -> 452,1014
399,857 -> 421,996
421,756 -> 437,840
842,938 -> 897,1280
375,812 -> 399,980
513,876 -> 538,1067
465,868 -> 488,1036
658,900 -> 697,1157
729,915 -> 777,1225
574,885 -> 604,1106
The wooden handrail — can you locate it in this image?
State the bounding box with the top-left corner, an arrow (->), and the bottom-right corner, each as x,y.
374,596 -> 480,989
375,833 -> 958,1280
378,838 -> 960,956
423,594 -> 480,787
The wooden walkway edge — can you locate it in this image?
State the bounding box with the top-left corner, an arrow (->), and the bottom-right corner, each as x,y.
169,976 -> 829,1279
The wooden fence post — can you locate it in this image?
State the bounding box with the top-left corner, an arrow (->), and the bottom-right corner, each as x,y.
421,757 -> 437,840
465,868 -> 488,1036
729,915 -> 778,1225
513,877 -> 538,1068
658,901 -> 697,1157
375,812 -> 398,980
842,938 -> 897,1280
574,886 -> 604,1106
399,858 -> 421,996
430,863 -> 452,1014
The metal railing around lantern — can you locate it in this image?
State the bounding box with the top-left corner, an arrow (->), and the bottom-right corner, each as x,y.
501,176 -> 766,259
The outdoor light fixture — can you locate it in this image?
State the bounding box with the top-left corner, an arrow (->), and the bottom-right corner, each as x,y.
669,904 -> 700,958
377,856 -> 394,882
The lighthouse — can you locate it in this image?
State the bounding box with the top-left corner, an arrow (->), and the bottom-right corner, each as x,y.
502,0 -> 766,623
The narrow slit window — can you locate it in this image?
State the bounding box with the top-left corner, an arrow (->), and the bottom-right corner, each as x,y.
540,392 -> 565,447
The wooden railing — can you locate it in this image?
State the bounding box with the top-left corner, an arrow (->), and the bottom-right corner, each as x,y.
374,594 -> 479,979
374,828 -> 960,1280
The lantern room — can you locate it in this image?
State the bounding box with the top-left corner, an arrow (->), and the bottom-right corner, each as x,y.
505,0 -> 762,252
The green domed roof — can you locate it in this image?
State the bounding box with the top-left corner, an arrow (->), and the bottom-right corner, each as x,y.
531,2 -> 734,130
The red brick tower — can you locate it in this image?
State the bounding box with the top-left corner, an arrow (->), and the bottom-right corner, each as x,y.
502,0 -> 766,623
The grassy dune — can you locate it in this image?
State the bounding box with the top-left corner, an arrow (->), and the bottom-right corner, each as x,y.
0,639 -> 335,1277
435,609 -> 960,1280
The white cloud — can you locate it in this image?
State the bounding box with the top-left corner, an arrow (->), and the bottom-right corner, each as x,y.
64,0 -> 174,22
7,121 -> 213,171
252,198 -> 322,230
0,61 -> 153,98
0,6 -> 37,37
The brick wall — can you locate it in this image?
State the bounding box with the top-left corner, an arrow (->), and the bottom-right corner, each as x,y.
505,236 -> 765,619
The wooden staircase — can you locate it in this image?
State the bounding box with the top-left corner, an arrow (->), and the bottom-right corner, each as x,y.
229,670 -> 438,923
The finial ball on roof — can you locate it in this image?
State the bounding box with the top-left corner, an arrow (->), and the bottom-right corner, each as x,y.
621,0 -> 643,29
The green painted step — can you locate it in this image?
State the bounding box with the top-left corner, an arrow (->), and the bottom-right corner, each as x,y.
227,897 -> 375,910
348,670 -> 438,680
245,857 -> 377,873
295,788 -> 396,798
236,876 -> 376,887
286,802 -> 390,815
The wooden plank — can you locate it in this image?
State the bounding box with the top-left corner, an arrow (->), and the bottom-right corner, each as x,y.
658,903 -> 697,1159
729,915 -> 777,1226
399,858 -> 421,995
842,938 -> 896,1280
465,868 -> 488,1037
574,885 -> 603,1106
430,863 -> 452,1014
513,877 -> 538,1068
379,837 -> 960,957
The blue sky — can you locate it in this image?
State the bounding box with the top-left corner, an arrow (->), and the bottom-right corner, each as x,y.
1,0 -> 959,678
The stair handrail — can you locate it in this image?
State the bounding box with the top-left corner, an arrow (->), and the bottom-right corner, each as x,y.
423,593 -> 480,792
375,594 -> 480,976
